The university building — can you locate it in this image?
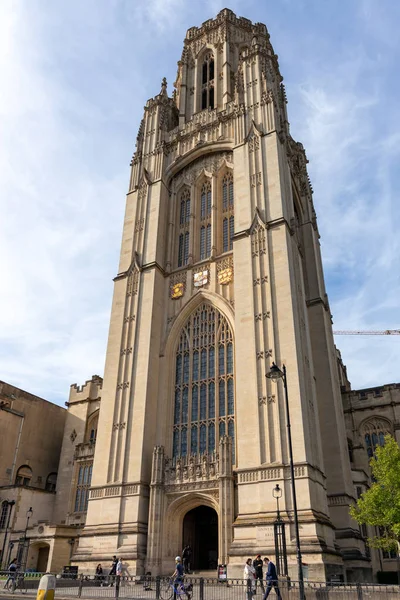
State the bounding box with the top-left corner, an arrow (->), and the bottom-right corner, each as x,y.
1,9 -> 399,583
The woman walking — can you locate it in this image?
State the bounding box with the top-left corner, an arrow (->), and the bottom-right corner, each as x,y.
243,558 -> 256,600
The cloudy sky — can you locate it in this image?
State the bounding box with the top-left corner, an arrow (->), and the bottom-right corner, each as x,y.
1,0 -> 399,406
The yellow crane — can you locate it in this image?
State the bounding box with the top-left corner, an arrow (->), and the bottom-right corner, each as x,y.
333,330 -> 400,335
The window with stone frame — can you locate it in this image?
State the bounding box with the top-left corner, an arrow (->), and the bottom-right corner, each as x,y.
173,303 -> 235,463
221,172 -> 234,253
379,527 -> 398,559
201,52 -> 215,110
74,463 -> 93,513
199,181 -> 212,261
45,472 -> 57,492
0,501 -> 9,529
177,188 -> 191,267
15,464 -> 32,486
362,418 -> 391,459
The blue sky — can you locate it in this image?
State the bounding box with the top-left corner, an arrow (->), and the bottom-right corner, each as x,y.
1,0 -> 399,406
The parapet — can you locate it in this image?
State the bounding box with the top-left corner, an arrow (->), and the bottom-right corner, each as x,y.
69,375 -> 103,404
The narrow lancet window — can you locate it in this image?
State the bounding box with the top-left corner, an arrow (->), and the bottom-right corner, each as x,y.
222,173 -> 234,253
199,181 -> 212,260
201,52 -> 215,110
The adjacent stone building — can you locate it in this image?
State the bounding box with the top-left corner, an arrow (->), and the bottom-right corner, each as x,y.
0,376 -> 101,573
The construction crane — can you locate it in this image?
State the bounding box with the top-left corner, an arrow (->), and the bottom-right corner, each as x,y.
333,330 -> 400,336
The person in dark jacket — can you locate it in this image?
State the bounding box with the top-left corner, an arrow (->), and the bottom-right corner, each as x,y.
108,556 -> 118,587
253,555 -> 264,592
262,558 -> 281,599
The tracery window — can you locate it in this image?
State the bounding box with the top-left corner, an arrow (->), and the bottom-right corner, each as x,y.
362,418 -> 391,459
200,182 -> 212,260
173,303 -> 235,463
201,52 -> 215,110
178,189 -> 191,267
222,173 -> 234,253
74,462 -> 92,513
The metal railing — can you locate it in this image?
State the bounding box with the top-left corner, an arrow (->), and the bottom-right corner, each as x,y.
0,574 -> 400,599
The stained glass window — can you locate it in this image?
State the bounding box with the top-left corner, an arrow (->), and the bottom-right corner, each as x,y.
173,303 -> 235,462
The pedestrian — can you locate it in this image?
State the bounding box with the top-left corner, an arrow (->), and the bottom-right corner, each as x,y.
253,554 -> 265,593
262,558 -> 281,599
182,545 -> 192,573
116,558 -> 123,576
95,564 -> 103,586
4,558 -> 17,590
243,558 -> 256,600
108,555 -> 118,586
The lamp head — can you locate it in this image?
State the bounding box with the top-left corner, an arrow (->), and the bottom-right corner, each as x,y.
27,507 -> 33,518
266,363 -> 284,381
272,483 -> 282,499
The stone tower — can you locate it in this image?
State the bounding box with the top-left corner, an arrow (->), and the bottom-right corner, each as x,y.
76,10 -> 365,581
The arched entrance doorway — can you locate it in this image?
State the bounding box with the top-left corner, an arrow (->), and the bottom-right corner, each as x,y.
183,506 -> 218,571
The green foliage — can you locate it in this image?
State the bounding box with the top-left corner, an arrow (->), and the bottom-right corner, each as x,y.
350,435 -> 400,551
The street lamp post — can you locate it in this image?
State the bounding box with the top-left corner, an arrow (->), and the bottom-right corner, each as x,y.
24,508 -> 33,542
17,507 -> 33,570
272,484 -> 288,577
266,363 -> 305,600
0,500 -> 16,570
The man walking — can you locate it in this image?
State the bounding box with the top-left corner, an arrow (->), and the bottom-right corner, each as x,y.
253,555 -> 264,593
108,555 -> 118,586
262,558 -> 281,599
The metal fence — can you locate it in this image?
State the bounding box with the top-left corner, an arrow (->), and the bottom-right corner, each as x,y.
0,574 -> 400,599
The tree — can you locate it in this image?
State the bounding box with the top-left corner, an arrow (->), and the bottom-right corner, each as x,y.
350,434 -> 400,552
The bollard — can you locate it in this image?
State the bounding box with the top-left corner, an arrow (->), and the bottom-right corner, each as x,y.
36,573 -> 56,600
156,576 -> 161,600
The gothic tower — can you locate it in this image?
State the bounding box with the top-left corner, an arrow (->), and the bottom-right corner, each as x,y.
76,10 -> 366,580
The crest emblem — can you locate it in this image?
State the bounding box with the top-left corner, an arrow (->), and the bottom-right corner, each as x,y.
171,282 -> 184,299
193,270 -> 209,287
217,267 -> 233,285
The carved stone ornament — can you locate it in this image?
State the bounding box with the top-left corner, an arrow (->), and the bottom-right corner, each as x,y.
217,267 -> 233,285
113,422 -> 126,431
193,269 -> 209,287
70,429 -> 77,443
171,282 -> 184,299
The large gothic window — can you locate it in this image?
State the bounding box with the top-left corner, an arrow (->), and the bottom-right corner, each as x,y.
178,188 -> 190,267
222,173 -> 234,253
201,52 -> 215,110
173,303 -> 235,462
362,418 -> 391,459
199,181 -> 212,260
